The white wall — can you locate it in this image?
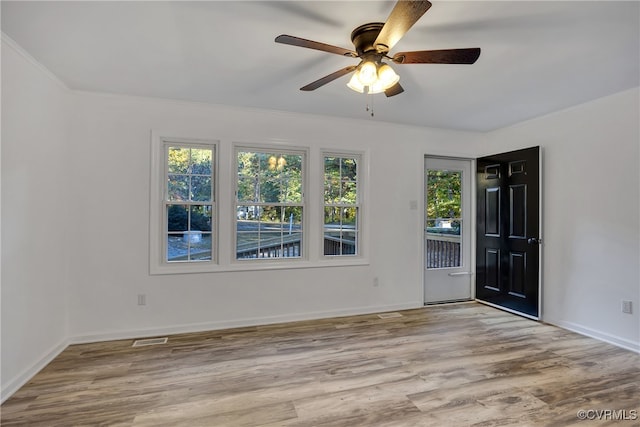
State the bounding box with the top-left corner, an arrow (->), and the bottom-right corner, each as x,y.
1,38 -> 71,400
70,88 -> 640,353
65,91 -> 479,342
2,32 -> 639,403
478,88 -> 640,350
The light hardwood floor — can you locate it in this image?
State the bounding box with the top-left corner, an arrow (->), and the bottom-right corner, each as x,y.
2,303 -> 639,426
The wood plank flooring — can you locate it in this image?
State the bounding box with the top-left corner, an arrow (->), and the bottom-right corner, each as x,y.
2,303 -> 639,426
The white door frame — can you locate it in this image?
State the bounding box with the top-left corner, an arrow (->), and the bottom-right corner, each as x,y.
422,155 -> 477,304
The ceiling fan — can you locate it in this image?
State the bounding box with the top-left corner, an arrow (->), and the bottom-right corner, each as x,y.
275,0 -> 480,97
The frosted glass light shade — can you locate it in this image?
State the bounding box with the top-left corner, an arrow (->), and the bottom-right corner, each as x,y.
357,61 -> 377,86
377,63 -> 400,89
347,73 -> 365,93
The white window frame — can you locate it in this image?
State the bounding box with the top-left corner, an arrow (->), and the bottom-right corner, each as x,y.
233,144 -> 309,264
150,133 -> 218,274
321,150 -> 363,259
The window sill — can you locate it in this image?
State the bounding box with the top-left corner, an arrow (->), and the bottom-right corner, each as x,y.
149,258 -> 370,275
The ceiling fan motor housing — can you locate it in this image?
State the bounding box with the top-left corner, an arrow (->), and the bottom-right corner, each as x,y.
350,23 -> 386,57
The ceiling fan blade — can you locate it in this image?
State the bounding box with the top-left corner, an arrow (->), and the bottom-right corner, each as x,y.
374,0 -> 432,53
393,48 -> 481,64
275,35 -> 357,57
384,82 -> 404,97
300,66 -> 357,91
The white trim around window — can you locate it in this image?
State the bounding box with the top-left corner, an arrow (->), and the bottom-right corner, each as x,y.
233,144 -> 309,264
321,150 -> 364,259
150,133 -> 219,275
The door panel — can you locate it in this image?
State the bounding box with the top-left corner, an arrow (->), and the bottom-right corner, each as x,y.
485,248 -> 500,290
485,187 -> 500,235
510,185 -> 527,237
476,146 -> 541,318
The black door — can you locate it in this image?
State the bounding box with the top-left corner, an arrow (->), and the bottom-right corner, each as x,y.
476,146 -> 540,318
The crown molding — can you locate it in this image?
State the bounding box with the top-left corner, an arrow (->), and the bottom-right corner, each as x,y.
2,31 -> 69,91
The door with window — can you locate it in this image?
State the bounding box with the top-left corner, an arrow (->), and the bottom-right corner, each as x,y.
424,157 -> 472,303
476,146 -> 541,318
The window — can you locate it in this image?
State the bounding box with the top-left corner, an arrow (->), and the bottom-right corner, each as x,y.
425,169 -> 462,269
164,143 -> 215,263
323,154 -> 360,256
151,134 -> 367,274
235,148 -> 305,260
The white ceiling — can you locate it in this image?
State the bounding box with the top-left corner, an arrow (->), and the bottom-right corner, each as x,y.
2,1 -> 639,132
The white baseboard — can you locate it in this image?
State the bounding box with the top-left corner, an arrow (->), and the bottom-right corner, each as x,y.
1,339 -> 69,404
69,302 -> 422,345
549,319 -> 640,354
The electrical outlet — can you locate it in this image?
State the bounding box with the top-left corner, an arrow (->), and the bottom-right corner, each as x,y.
137,294 -> 146,306
621,300 -> 632,314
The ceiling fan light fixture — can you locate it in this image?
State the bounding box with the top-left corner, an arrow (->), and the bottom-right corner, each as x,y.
347,73 -> 365,93
377,63 -> 400,89
357,60 -> 378,86
348,61 -> 400,94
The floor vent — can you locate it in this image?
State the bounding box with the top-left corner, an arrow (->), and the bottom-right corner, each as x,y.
132,337 -> 168,347
378,312 -> 403,319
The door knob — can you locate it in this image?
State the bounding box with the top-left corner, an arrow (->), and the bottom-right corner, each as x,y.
527,238 -> 542,245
